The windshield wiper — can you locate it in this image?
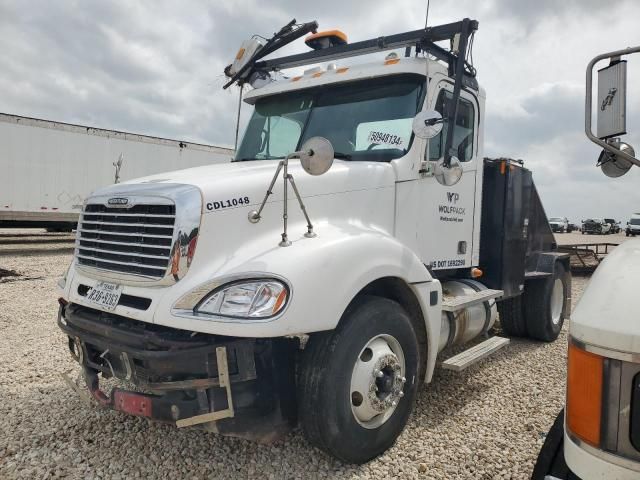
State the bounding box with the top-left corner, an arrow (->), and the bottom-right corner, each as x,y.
333,152 -> 352,160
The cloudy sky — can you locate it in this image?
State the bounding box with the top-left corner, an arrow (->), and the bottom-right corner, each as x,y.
2,0 -> 640,222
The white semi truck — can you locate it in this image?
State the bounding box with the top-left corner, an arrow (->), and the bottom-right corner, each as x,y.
0,113 -> 232,230
533,48 -> 640,479
56,18 -> 571,463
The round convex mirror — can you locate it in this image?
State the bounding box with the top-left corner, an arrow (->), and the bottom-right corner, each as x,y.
433,156 -> 463,186
412,110 -> 444,139
599,141 -> 634,178
299,137 -> 334,175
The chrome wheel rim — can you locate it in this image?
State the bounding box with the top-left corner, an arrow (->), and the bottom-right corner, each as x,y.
350,334 -> 406,429
551,278 -> 564,325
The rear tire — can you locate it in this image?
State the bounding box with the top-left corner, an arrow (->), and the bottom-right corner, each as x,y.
298,296 -> 420,464
497,295 -> 527,337
524,262 -> 569,342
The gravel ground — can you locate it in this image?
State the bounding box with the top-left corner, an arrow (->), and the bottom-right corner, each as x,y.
0,229 -> 618,479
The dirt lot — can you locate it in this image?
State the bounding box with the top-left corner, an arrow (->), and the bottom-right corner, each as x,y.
0,229 -> 626,479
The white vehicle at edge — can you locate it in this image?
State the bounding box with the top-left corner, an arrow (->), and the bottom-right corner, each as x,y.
626,213 -> 640,236
57,18 -> 570,464
549,216 -> 569,233
533,47 -> 640,480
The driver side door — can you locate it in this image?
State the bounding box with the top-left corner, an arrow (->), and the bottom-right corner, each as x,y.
416,81 -> 480,271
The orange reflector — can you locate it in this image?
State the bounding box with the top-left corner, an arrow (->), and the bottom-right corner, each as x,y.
384,58 -> 400,65
336,67 -> 349,74
291,76 -> 302,82
273,289 -> 288,315
566,341 -> 603,447
235,48 -> 245,60
471,268 -> 483,278
312,71 -> 324,78
500,161 -> 506,175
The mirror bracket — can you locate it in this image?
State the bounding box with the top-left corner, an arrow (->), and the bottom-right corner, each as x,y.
249,137 -> 333,246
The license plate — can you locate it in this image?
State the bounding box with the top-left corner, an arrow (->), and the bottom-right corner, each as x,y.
85,282 -> 122,311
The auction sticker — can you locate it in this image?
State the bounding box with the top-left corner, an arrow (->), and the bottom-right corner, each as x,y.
367,131 -> 405,148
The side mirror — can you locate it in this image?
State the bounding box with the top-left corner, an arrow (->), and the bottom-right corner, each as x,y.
299,137 -> 334,176
598,140 -> 635,178
433,156 -> 463,186
412,110 -> 443,140
597,60 -> 627,139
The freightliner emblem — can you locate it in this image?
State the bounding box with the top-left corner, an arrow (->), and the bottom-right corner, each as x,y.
107,197 -> 129,206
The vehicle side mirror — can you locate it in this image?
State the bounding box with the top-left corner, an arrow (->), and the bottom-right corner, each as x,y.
598,140 -> 635,178
412,110 -> 443,139
299,137 -> 334,176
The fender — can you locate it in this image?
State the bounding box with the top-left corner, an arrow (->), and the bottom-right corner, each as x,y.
156,223 -> 441,347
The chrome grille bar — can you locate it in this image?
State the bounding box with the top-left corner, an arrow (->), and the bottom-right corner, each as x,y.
76,246 -> 170,260
78,228 -> 173,239
80,220 -> 174,228
76,254 -> 168,271
82,212 -> 175,218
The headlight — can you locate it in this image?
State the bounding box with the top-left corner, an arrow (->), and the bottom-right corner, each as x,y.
195,280 -> 288,319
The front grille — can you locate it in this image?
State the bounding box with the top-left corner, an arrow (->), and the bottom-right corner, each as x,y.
76,203 -> 176,279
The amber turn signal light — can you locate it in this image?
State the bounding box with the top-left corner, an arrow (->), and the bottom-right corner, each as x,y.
566,341 -> 603,447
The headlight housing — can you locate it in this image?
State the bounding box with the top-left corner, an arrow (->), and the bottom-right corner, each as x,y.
194,280 -> 288,319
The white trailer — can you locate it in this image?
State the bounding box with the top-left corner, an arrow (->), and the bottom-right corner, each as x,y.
0,113 -> 233,229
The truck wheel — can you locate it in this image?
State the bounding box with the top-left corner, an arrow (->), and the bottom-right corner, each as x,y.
531,410 -> 579,480
497,295 -> 526,337
524,262 -> 569,342
298,296 -> 420,464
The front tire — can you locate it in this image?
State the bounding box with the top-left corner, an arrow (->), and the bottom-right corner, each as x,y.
524,262 -> 570,342
298,296 -> 420,464
531,410 -> 579,479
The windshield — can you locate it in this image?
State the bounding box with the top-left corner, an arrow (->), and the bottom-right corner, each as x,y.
631,218 -> 640,225
549,218 -> 563,222
235,74 -> 425,162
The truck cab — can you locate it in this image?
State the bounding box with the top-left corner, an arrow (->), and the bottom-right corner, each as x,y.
57,18 -> 569,464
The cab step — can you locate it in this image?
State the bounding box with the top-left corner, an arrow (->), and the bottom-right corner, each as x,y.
442,336 -> 510,372
441,288 -> 503,311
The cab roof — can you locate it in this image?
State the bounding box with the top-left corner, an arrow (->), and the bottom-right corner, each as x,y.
243,57 -> 451,105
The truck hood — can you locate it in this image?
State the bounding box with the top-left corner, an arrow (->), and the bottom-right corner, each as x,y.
571,239 -> 640,354
109,159 -> 396,210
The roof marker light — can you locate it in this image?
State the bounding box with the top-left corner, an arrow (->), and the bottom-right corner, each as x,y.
305,30 -> 348,50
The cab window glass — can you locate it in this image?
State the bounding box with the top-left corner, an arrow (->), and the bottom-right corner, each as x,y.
428,90 -> 475,162
355,118 -> 413,151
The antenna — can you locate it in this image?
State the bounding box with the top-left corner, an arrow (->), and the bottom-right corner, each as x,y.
425,0 -> 431,29
234,84 -> 244,152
